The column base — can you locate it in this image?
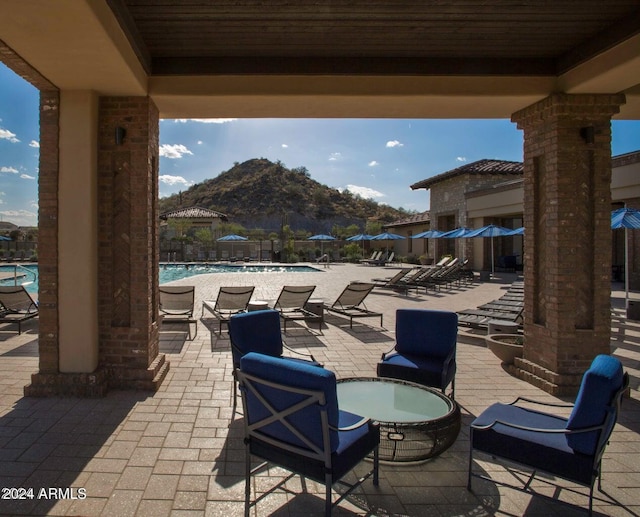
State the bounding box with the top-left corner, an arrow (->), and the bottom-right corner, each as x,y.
512,357 -> 583,396
24,354 -> 169,397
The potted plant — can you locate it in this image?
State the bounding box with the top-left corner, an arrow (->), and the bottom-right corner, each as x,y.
485,333 -> 523,364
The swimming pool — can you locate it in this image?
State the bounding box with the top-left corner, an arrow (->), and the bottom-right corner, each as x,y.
0,263 -> 321,294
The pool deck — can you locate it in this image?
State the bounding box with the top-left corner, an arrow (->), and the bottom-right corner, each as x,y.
0,263 -> 639,516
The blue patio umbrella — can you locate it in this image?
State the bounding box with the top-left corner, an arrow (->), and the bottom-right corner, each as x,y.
611,207 -> 640,308
370,232 -> 405,255
440,227 -> 473,238
465,224 -> 512,274
0,235 -> 10,241
308,233 -> 337,257
505,226 -> 525,236
217,233 -> 248,257
346,233 -> 374,257
412,230 -> 444,239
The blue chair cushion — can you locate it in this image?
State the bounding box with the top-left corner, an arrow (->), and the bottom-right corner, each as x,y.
377,352 -> 454,390
229,310 -> 283,367
471,403 -> 595,486
566,355 -> 624,455
240,352 -> 339,452
395,309 -> 457,359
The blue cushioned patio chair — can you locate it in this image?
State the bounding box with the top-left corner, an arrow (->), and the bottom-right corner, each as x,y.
468,354 -> 628,515
228,309 -> 322,411
377,309 -> 457,399
237,352 -> 380,517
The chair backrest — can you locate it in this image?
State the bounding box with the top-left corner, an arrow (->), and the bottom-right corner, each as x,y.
395,309 -> 458,359
159,286 -> 195,316
214,286 -> 255,311
228,310 -> 284,368
436,256 -> 452,267
566,354 -> 626,455
239,352 -> 339,454
332,283 -> 374,309
386,252 -> 394,263
0,285 -> 38,312
387,269 -> 412,284
274,285 -> 316,310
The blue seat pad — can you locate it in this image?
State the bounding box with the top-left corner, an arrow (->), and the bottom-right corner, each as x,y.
471,403 -> 595,486
377,352 -> 453,389
250,409 -> 379,484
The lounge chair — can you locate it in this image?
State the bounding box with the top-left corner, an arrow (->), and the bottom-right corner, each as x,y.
371,268 -> 414,286
272,285 -> 321,331
159,285 -> 197,339
237,352 -> 379,516
468,354 -> 628,515
373,267 -> 426,294
201,286 -> 255,333
0,285 -> 39,334
324,283 -> 383,329
360,251 -> 382,265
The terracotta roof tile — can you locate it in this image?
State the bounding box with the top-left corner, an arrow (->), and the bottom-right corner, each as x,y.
410,159 -> 523,191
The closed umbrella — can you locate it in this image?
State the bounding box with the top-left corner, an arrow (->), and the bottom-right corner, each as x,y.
308,234 -> 337,257
465,224 -> 512,274
217,234 -> 248,258
611,207 -> 640,309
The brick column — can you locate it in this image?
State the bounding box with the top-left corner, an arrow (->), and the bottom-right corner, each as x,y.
97,97 -> 168,390
512,93 -> 625,395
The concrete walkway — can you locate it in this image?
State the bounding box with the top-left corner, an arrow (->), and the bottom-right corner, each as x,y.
0,264 -> 638,516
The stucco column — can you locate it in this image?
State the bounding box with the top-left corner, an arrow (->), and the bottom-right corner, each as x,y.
512,93 -> 625,395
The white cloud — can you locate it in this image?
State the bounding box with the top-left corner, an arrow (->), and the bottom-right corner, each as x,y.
159,174 -> 193,187
386,140 -> 403,148
197,140 -> 203,145
29,140 -> 40,148
173,118 -> 237,124
20,174 -> 35,180
0,166 -> 18,174
281,144 -> 288,148
345,184 -> 385,200
329,152 -> 342,161
159,144 -> 193,159
0,128 -> 19,143
368,160 -> 379,167
456,156 -> 467,162
0,209 -> 37,226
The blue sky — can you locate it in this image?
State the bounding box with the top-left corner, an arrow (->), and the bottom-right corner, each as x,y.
1,62 -> 639,227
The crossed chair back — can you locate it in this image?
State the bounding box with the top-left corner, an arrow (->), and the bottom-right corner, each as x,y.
237,352 -> 379,516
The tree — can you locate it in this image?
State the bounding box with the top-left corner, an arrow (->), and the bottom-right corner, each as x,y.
194,228 -> 213,250
365,221 -> 383,235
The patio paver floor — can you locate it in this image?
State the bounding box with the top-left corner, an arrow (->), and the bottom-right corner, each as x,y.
0,263 -> 638,516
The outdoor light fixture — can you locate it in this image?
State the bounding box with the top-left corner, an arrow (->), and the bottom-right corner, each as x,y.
115,126 -> 126,145
580,126 -> 595,144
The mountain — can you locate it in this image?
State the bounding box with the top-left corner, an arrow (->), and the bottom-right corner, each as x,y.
158,158 -> 411,232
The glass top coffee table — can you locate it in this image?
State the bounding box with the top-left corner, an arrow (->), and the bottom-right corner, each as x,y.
337,377 -> 460,462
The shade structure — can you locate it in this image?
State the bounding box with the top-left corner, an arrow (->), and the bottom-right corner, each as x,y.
611,207 -> 640,309
346,233 -> 374,257
217,234 -> 248,258
465,225 -> 512,274
308,234 -> 336,256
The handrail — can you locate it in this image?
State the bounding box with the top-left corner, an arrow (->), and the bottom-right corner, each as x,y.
1,263 -> 38,286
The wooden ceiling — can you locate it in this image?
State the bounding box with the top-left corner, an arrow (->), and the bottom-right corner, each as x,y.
108,0 -> 640,76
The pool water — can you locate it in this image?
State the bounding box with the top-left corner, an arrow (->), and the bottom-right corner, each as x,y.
0,263 -> 320,294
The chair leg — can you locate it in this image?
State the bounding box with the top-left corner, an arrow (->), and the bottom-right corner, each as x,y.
467,431 -> 474,491
244,445 -> 251,517
325,473 -> 332,517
